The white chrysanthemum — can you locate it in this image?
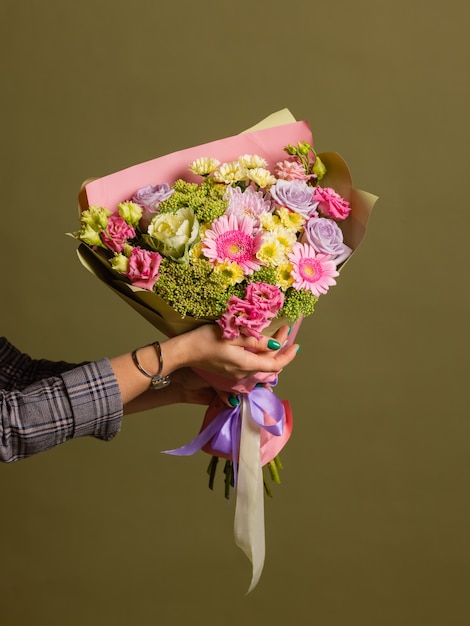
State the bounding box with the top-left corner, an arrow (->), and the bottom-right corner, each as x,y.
246,167 -> 277,188
238,154 -> 268,169
188,157 -> 220,176
213,161 -> 247,184
256,234 -> 286,267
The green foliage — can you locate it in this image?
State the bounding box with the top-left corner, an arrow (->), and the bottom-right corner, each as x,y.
158,178 -> 228,224
278,287 -> 317,321
250,267 -> 278,286
155,258 -> 244,318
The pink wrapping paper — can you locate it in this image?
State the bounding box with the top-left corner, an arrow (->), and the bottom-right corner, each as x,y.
83,121 -> 313,213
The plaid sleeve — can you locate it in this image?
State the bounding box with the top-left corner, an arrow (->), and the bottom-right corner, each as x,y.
0,337 -> 79,389
0,358 -> 123,463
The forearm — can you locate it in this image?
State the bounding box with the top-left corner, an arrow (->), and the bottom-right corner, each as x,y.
109,334 -> 203,406
123,386 -> 179,414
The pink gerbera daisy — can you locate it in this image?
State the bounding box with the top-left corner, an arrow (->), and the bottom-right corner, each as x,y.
202,213 -> 262,274
288,242 -> 339,296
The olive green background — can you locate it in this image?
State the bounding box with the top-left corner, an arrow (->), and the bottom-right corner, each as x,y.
1,0 -> 469,624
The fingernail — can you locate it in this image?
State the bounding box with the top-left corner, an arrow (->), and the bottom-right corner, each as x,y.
268,339 -> 281,350
287,326 -> 292,335
228,395 -> 240,407
255,383 -> 264,388
296,344 -> 301,354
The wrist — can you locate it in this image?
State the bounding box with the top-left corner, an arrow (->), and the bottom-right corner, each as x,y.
159,333 -> 198,374
132,342 -> 171,390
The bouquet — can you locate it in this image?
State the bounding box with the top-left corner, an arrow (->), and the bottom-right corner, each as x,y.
71,110 -> 377,591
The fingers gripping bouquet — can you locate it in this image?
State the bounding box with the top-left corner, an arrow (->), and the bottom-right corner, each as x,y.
72,110 -> 377,591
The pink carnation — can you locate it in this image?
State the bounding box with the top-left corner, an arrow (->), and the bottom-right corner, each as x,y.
217,296 -> 273,340
217,282 -> 283,339
100,215 -> 135,253
125,247 -> 162,291
245,282 -> 284,315
275,157 -> 315,183
313,186 -> 351,220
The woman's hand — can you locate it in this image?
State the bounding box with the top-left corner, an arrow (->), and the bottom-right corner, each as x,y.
160,324 -> 298,381
112,324 -> 298,410
169,368 -> 218,405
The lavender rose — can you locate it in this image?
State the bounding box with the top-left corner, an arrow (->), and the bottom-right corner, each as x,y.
131,183 -> 174,213
269,179 -> 318,218
304,217 -> 352,265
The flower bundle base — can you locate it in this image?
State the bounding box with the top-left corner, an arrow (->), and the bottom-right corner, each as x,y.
72,109 -> 377,592
164,388 -> 291,592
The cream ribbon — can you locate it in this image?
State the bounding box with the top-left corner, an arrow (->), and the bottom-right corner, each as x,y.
234,395 -> 265,593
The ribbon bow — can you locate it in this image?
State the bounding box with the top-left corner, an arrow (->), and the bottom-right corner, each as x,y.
164,385 -> 285,477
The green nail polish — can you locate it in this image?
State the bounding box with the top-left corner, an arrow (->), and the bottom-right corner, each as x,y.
268,339 -> 281,350
296,344 -> 301,353
228,395 -> 240,407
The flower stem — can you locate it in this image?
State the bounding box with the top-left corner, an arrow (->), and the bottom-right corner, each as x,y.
263,476 -> 273,498
267,459 -> 281,485
207,456 -> 219,491
223,460 -> 233,500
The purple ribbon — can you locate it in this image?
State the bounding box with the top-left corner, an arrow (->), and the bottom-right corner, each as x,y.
164,386 -> 285,484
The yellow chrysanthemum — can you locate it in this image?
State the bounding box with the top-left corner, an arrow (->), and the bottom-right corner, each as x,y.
275,260 -> 295,289
189,241 -> 204,262
246,167 -> 277,188
260,212 -> 281,231
256,235 -> 285,267
198,223 -> 211,237
213,260 -> 245,286
273,226 -> 297,251
238,154 -> 268,169
276,206 -> 306,232
188,157 -> 220,176
213,161 -> 246,184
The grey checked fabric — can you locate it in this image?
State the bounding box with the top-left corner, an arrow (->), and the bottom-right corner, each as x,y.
0,337 -> 123,463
